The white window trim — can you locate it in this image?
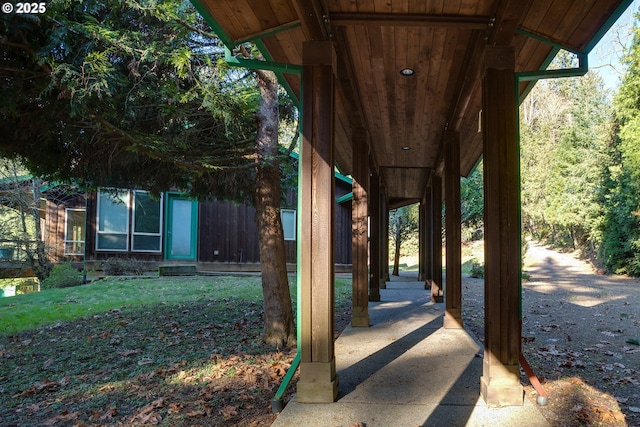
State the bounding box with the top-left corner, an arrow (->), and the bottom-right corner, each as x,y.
131,191 -> 163,253
64,208 -> 85,255
96,189 -> 130,252
281,209 -> 296,241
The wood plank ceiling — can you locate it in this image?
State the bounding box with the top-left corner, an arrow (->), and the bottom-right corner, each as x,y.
196,0 -> 630,208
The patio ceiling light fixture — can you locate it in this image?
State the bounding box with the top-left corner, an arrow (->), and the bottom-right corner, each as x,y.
400,67 -> 415,76
401,146 -> 411,151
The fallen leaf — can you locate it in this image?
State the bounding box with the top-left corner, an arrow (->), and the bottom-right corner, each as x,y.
186,409 -> 206,417
169,402 -> 183,412
100,407 -> 117,421
220,404 -> 238,420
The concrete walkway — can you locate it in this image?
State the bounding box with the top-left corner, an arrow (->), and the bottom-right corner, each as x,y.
272,275 -> 550,427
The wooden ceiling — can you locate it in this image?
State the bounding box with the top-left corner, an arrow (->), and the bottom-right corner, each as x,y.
194,0 -> 631,208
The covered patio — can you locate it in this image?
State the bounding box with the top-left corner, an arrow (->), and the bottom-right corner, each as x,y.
192,0 -> 632,407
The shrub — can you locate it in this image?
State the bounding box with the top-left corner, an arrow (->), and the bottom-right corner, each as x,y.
102,257 -> 146,276
41,263 -> 84,289
469,260 -> 485,278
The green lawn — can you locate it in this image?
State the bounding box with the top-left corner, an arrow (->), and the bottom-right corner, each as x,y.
0,275 -> 352,335
0,274 -> 353,426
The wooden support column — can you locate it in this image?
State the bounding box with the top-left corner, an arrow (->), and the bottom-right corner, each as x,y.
297,41 -> 339,403
380,186 -> 389,288
423,188 -> 433,289
418,198 -> 426,281
480,45 -> 523,406
431,174 -> 443,302
351,128 -> 370,327
444,132 -> 463,328
369,168 -> 381,302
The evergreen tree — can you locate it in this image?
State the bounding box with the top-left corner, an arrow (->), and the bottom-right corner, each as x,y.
601,12 -> 640,274
520,51 -> 610,257
0,0 -> 297,345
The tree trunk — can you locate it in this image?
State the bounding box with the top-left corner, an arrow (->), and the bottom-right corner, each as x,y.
9,163 -> 51,281
29,178 -> 52,281
254,69 -> 296,347
392,215 -> 401,276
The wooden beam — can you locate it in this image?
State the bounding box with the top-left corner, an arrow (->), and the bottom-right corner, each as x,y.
381,190 -> 390,282
430,173 -> 443,303
489,0 -> 534,45
444,131 -> 463,328
330,13 -> 491,29
297,40 -> 338,403
446,31 -> 486,133
291,0 -> 328,40
423,188 -> 433,289
480,45 -> 523,407
380,185 -> 389,288
369,168 -> 381,302
351,127 -> 370,327
418,194 -> 426,282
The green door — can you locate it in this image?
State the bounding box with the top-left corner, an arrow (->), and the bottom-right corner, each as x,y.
165,193 -> 198,260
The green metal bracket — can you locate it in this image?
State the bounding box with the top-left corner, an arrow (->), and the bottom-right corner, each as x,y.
336,192 -> 353,204
224,47 -> 302,75
271,352 -> 301,412
516,51 -> 588,83
515,28 -> 581,54
189,0 -> 300,105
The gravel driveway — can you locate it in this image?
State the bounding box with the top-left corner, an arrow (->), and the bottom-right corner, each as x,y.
462,241 -> 640,426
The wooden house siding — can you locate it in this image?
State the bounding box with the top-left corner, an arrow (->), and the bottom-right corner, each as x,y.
198,199 -> 262,263
43,178 -> 353,267
44,194 -> 85,263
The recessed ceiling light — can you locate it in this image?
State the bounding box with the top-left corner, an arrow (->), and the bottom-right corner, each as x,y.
400,68 -> 415,76
401,146 -> 411,151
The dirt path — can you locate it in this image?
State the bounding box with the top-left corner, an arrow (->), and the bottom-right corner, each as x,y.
462,241 -> 640,426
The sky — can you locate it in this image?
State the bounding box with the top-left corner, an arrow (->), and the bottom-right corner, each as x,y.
589,0 -> 639,92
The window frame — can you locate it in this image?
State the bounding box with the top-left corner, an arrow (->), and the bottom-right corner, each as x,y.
281,209 -> 296,241
64,208 -> 86,256
131,190 -> 163,253
96,189 -> 130,252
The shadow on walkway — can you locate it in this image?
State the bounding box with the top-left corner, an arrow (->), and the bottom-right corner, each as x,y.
272,275 -> 549,427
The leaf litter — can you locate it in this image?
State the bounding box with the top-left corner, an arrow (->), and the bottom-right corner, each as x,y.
463,243 -> 640,427
0,297 -> 308,426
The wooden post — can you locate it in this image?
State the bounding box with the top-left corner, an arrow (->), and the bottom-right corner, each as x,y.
380,186 -> 389,288
297,40 -> 339,403
444,132 -> 463,328
480,45 -> 524,406
418,198 -> 426,281
369,168 -> 381,302
431,174 -> 443,302
351,128 -> 370,327
423,188 -> 433,290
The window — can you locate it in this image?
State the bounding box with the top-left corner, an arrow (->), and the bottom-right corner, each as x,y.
132,191 -> 162,252
64,209 -> 85,255
281,209 -> 296,241
97,190 -> 129,251
96,189 -> 162,252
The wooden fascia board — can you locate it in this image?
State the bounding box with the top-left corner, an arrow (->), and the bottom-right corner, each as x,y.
330,13 -> 491,29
